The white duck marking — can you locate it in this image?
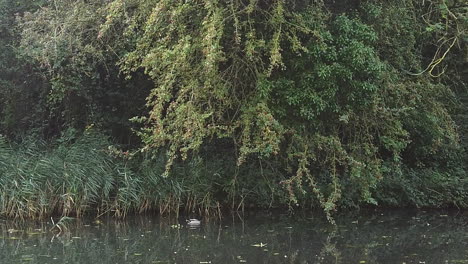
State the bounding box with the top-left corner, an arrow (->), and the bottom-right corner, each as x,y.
186,219 -> 201,226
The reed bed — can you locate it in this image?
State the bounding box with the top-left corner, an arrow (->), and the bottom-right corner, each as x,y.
0,133 -> 285,219
2,132 -> 465,220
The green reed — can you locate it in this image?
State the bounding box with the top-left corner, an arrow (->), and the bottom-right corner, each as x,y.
0,133 -> 284,219
2,132 -> 465,220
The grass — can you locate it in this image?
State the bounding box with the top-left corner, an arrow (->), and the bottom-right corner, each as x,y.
0,132 -> 287,219
0,133 -> 122,219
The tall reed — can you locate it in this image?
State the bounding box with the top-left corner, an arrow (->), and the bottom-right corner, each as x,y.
0,133 -> 287,219
0,133 -> 124,218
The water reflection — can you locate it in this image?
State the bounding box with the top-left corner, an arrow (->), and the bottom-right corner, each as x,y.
1,209 -> 468,263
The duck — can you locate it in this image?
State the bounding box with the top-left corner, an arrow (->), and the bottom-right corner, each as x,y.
186,218 -> 201,226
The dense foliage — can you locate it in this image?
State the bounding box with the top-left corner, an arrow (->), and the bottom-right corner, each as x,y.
0,0 -> 467,220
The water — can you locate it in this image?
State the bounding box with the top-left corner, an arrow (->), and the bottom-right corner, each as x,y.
1,209 -> 467,263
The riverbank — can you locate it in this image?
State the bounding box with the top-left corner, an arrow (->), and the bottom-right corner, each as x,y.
1,1 -> 467,222
1,132 -> 467,220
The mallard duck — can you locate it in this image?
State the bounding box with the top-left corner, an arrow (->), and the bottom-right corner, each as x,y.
186,219 -> 201,226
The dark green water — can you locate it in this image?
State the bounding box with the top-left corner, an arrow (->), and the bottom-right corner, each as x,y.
1,209 -> 467,264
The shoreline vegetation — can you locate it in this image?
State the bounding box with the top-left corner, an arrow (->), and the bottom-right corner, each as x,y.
0,0 -> 467,221
1,131 -> 467,221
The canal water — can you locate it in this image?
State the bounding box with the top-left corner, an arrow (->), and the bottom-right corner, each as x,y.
0,209 -> 467,263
